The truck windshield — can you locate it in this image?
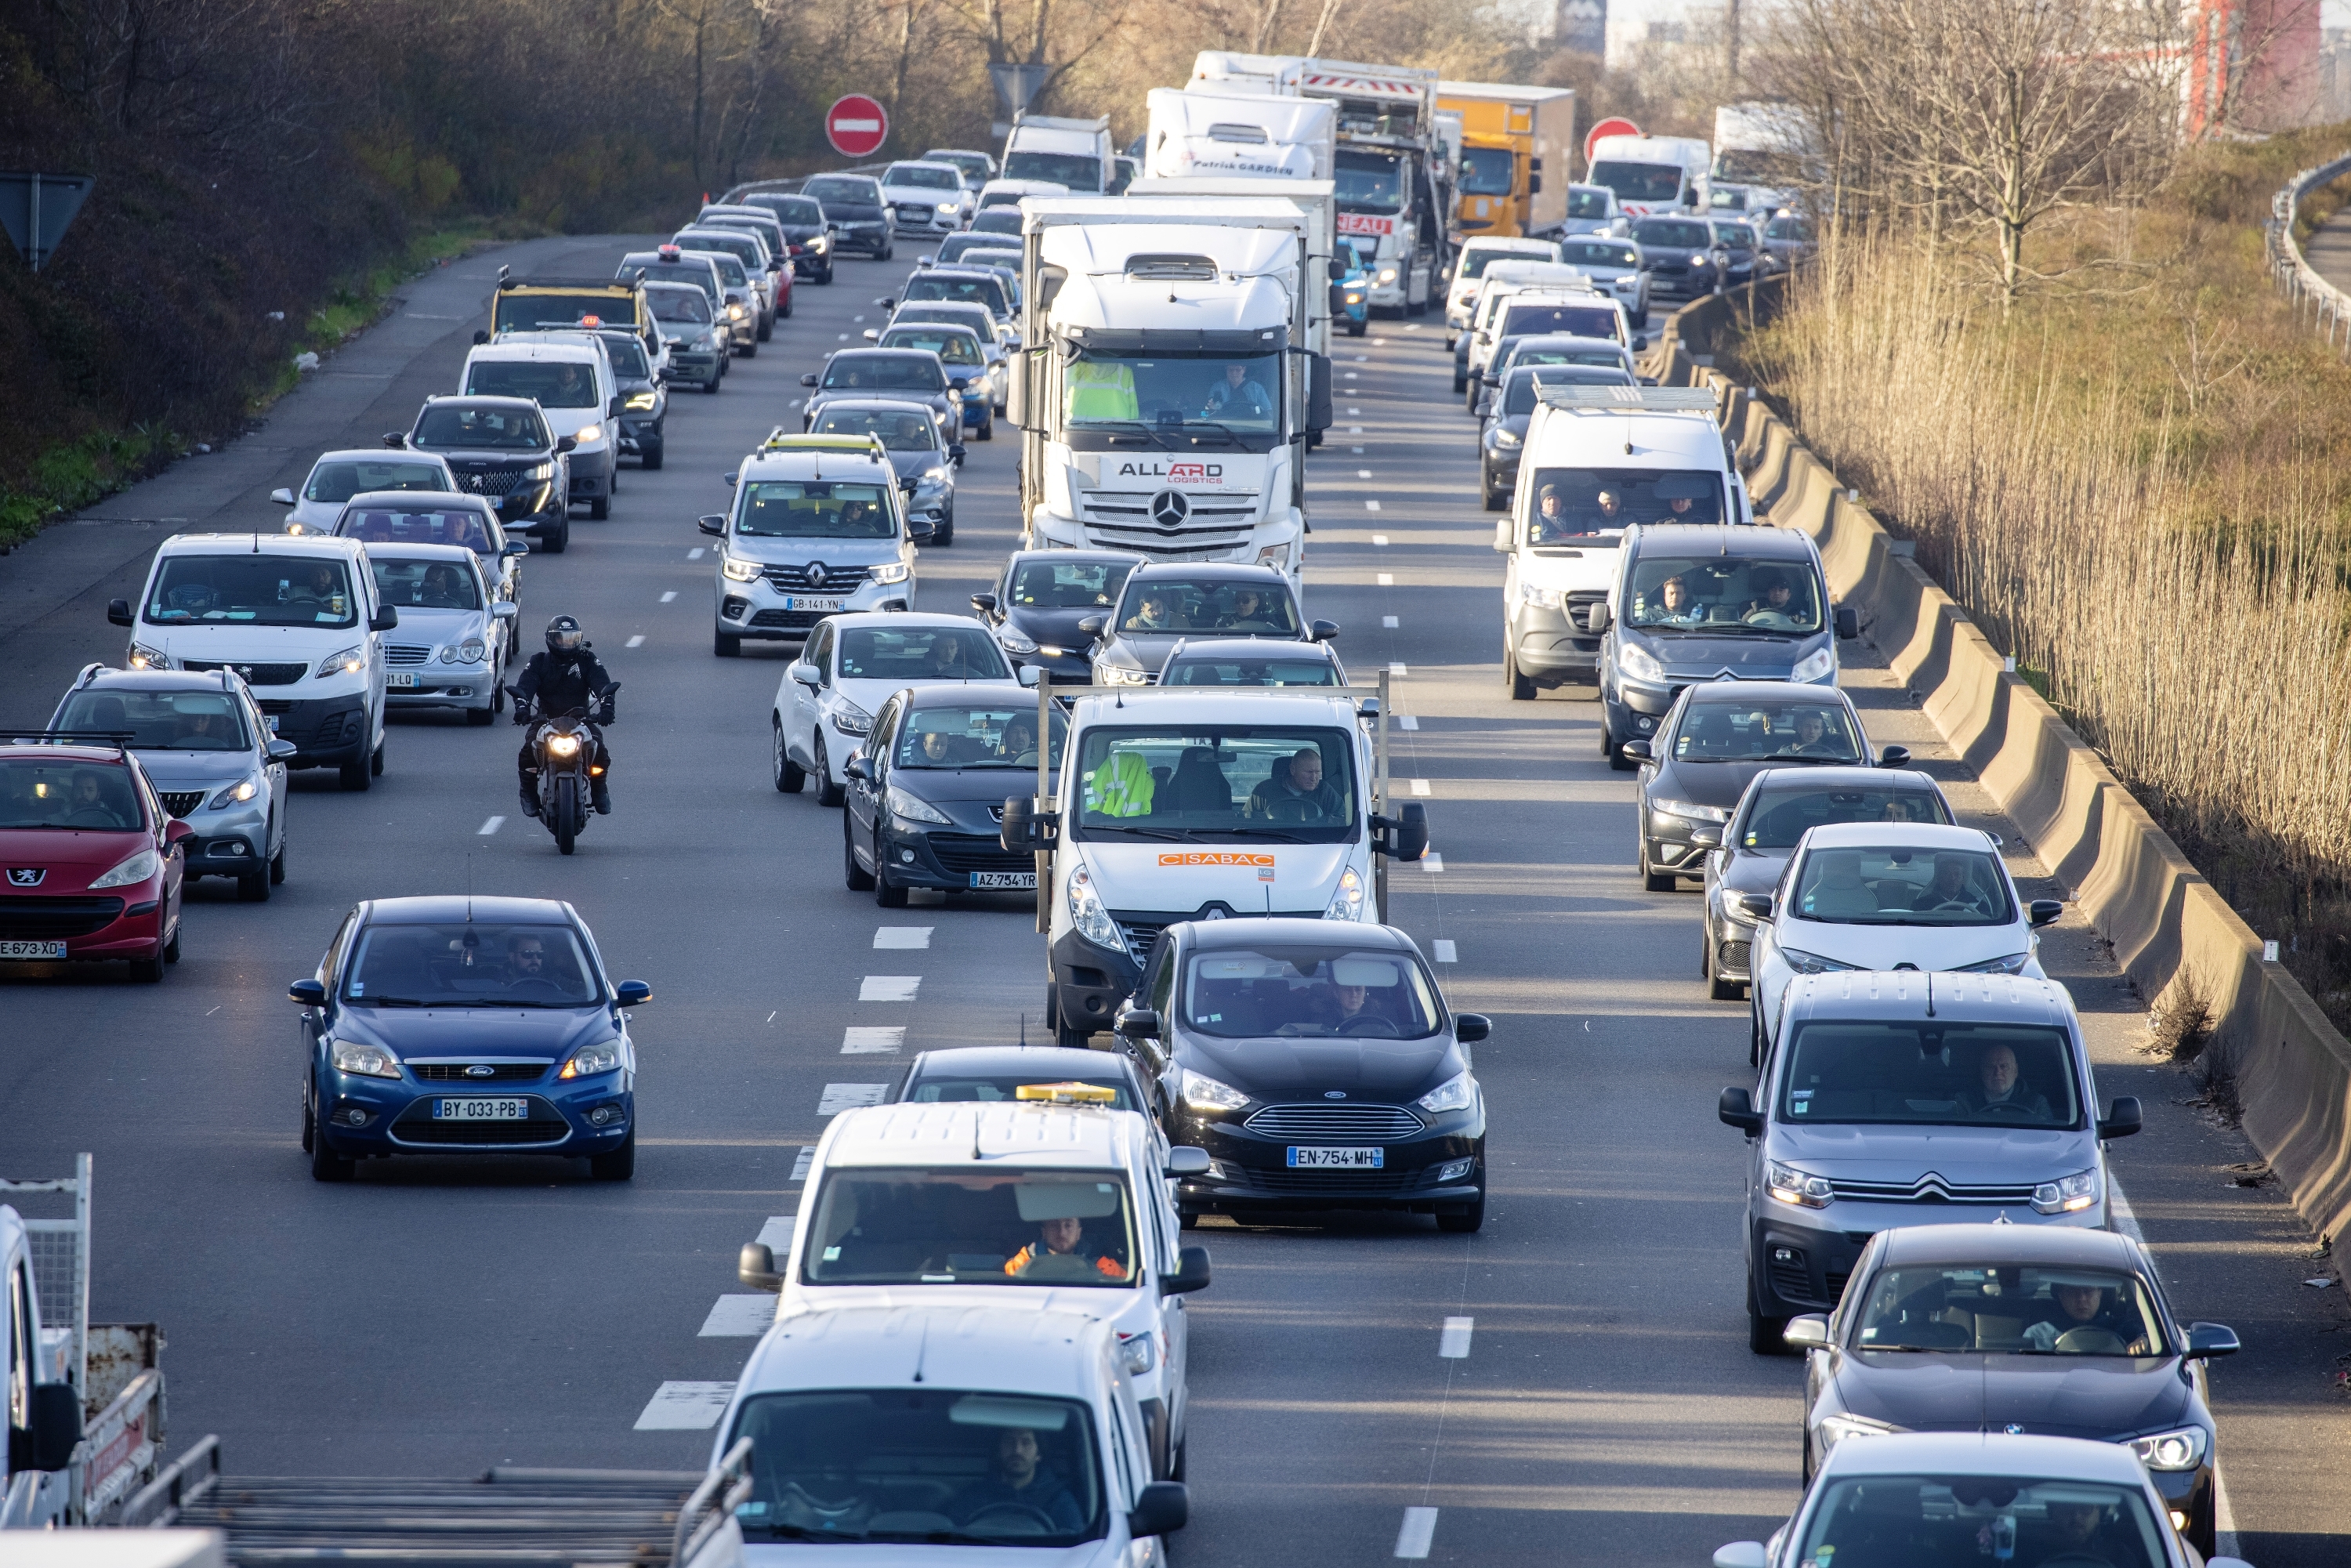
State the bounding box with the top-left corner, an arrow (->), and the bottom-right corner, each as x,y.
1074,725 -> 1358,842
1335,147 -> 1407,214
1063,350 -> 1281,436
1628,552 -> 1821,632
1591,161 -> 1684,202
1458,147 -> 1514,196
800,1168 -> 1135,1285
1004,150 -> 1102,190
1523,469 -> 1724,543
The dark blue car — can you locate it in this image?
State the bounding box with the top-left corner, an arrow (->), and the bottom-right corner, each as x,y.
289,895 -> 648,1181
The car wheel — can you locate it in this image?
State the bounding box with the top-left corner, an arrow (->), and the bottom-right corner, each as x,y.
843,809 -> 875,889
589,1125 -> 636,1180
813,736 -> 845,807
1482,480 -> 1507,512
821,264 -> 835,284
1047,989 -> 1092,1049
301,1081 -> 315,1153
129,947 -> 165,982
1506,646 -> 1535,702
540,521 -> 569,553
933,516 -> 954,546
882,244 -> 895,262
270,829 -> 287,885
704,375 -> 721,395
310,1117 -> 354,1182
237,860 -> 270,901
976,416 -> 993,441
1708,950 -> 1744,1003
756,315 -> 773,342
1451,371 -> 1466,394
1436,1196 -> 1484,1233
875,834 -> 909,908
371,737 -> 385,777
1749,1303 -> 1788,1355
780,290 -> 793,318
465,695 -> 495,726
1801,1434 -> 1816,1486
715,628 -> 742,658
1750,1001 -> 1766,1068
339,751 -> 372,791
642,443 -> 664,470
588,494 -> 610,520
1178,1210 -> 1201,1230
1641,840 -> 1675,894
775,719 -> 806,793
1603,720 -> 1634,773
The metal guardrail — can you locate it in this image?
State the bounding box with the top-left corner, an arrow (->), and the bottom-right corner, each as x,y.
671,1438 -> 753,1568
2265,151 -> 2351,353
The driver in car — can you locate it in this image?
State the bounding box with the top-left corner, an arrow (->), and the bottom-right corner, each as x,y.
1960,1043 -> 2053,1121
1248,748 -> 1343,822
1002,1215 -> 1125,1280
505,931 -> 552,987
1202,363 -> 1274,419
1911,853 -> 1993,914
2022,1281 -> 2153,1355
947,1427 -> 1085,1533
1744,571 -> 1797,621
1321,980 -> 1393,1034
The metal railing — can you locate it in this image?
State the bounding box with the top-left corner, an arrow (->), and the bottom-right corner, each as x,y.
2265,150 -> 2351,354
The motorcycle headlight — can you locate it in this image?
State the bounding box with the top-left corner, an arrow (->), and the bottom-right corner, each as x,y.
90,846 -> 161,889
1617,642 -> 1667,683
545,732 -> 582,757
315,645 -> 366,679
208,773 -> 263,809
560,1039 -> 625,1080
331,1041 -> 404,1080
886,784 -> 951,824
997,628 -> 1039,655
1067,864 -> 1123,951
2030,1168 -> 2099,1215
129,643 -> 168,670
1956,951 -> 2031,975
2128,1427 -> 2209,1472
1790,645 -> 1836,683
1816,1413 -> 1900,1453
1177,1065 -> 1249,1114
1322,866 -> 1365,920
722,554 -> 763,582
831,700 -> 874,737
870,561 -> 913,585
625,391 -> 657,411
1780,947 -> 1860,976
1415,1070 -> 1478,1116
1651,798 -> 1728,824
1766,1160 -> 1835,1209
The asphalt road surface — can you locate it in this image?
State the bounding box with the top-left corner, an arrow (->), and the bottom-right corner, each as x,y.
2,237 -> 2346,1566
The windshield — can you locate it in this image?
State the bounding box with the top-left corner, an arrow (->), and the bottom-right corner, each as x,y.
647,287 -> 711,324
1798,1477 -> 2164,1568
1592,161 -> 1686,203
413,405 -> 548,451
737,480 -> 894,539
880,328 -> 983,366
839,627 -> 1010,682
600,336 -> 650,378
147,556 -> 357,628
338,505 -> 495,553
893,704 -> 1065,769
680,232 -> 762,267
699,252 -> 749,288
494,292 -> 636,331
900,273 -> 1009,315
1064,351 -> 1281,436
1523,469 -> 1724,545
371,556 -> 482,611
1672,698 -> 1860,765
890,165 -> 963,190
1567,187 -> 1613,218
1634,218 -> 1715,248
904,1074 -> 1134,1109
1161,652 -> 1339,686
1117,577 -> 1296,635
804,176 -> 880,205
1561,241 -> 1639,269
1502,367 -> 1631,414
303,460 -> 444,503
893,305 -> 995,336
465,360 -> 598,408
1458,247 -> 1549,281
730,1389 -> 1103,1546
1004,150 -> 1101,190
824,353 -> 947,393
1076,725 -> 1357,839
341,921 -> 600,1006
1630,554 -> 1821,628
1739,787 -> 1951,849
1711,221 -> 1759,250
1500,302 -> 1619,341
1009,558 -> 1132,608
813,407 -> 940,451
1335,147 -> 1407,214
1780,1021 -> 2080,1128
1183,945 -> 1441,1039
628,258 -> 717,301
973,209 -> 1023,234
1856,1266 -> 2168,1356
1792,844 -> 2012,924
758,195 -> 824,223
1458,147 -> 1514,196
802,1168 -> 1134,1287
0,758 -> 145,829
54,691 -> 247,753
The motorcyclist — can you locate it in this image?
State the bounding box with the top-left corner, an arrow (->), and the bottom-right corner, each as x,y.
513,615 -> 614,817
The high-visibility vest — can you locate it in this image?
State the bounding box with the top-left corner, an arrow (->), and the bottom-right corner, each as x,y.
1067,360 -> 1139,422
1089,751 -> 1155,817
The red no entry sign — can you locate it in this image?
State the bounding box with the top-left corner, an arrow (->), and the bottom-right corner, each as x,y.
1584,117 -> 1641,165
826,96 -> 889,159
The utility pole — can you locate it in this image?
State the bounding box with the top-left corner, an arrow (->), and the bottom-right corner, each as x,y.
1726,0 -> 1741,87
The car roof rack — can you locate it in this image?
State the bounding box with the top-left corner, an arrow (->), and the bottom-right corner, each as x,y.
759,429 -> 888,462
495,274 -> 641,293
1534,385 -> 1719,414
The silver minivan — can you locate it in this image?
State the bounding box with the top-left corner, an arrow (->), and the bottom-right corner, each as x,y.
1719,970 -> 2142,1353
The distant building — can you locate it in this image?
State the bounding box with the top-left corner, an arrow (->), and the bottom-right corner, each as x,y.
1558,0 -> 1607,56
2186,0 -> 2322,133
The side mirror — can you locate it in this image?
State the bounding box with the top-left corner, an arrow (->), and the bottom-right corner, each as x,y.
844,755 -> 872,783
1878,745 -> 1911,769
1690,826 -> 1722,849
908,517 -> 936,543
288,978 -> 328,1006
1310,619 -> 1339,643
875,296 -> 897,310
1016,664 -> 1042,688
502,541 -> 531,556
370,607 -> 400,632
382,433 -> 406,449
608,397 -> 624,417
164,818 -> 196,847
23,1382 -> 82,1472
1076,614 -> 1107,638
738,1242 -> 783,1292
267,738 -> 298,760
2027,898 -> 2063,929
1739,893 -> 1775,920
1160,1246 -> 1212,1298
1619,738 -> 1652,762
1719,1085 -> 1763,1135
491,601 -> 520,622
270,487 -> 296,505
999,795 -> 1060,852
616,980 -> 653,1006
969,592 -> 1000,615
861,328 -> 880,341
1127,1480 -> 1190,1537
1587,599 -> 1611,633
2098,1095 -> 2143,1141
1374,802 -> 1430,861
1306,352 -> 1335,433
1783,1314 -> 1831,1350
107,599 -> 135,627
789,661 -> 822,689
1835,604 -> 1860,640
555,436 -> 578,454
1115,1006 -> 1159,1038
2186,1321 -> 2241,1360
1712,1546 -> 1769,1568
800,372 -> 820,387
1166,1146 -> 1210,1178
698,514 -> 727,536
472,329 -> 491,346
1454,1012 -> 1491,1044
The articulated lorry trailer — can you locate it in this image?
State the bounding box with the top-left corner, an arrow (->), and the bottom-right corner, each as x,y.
1143,88 -> 1335,181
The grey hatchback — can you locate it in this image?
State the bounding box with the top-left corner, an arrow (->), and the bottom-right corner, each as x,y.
1086,565 -> 1337,685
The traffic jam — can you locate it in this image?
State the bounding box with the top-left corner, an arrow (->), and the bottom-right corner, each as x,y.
0,51 -> 2256,1568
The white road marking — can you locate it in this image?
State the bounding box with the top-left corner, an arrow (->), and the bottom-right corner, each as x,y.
874,926 -> 933,948
1388,661 -> 1407,675
477,816 -> 504,836
1354,354 -> 1371,363
766,1011 -> 777,1024
2109,1175 -> 2239,1553
1410,778 -> 1431,796
1404,323 -> 1422,331
659,590 -> 678,603
838,333 -> 849,341
790,1147 -> 815,1181
1373,534 -> 1389,545
1348,406 -> 1361,415
859,976 -> 921,1001
819,1083 -> 889,1115
688,548 -> 706,560
1432,939 -> 1457,962
625,635 -> 646,649
1439,1316 -> 1474,1357
1351,445 -> 1365,454
1422,852 -> 1444,872
1382,615 -> 1398,628
1358,469 -> 1374,479
699,1296 -> 777,1337
1395,1507 -> 1438,1558
1349,425 -> 1364,434
1377,573 -> 1394,585
1397,715 -> 1418,730
634,1382 -> 736,1430
1343,371 -> 1359,379
842,1027 -> 905,1054
854,314 -> 865,321
789,399 -> 802,408
1364,500 -> 1382,512
757,1216 -> 796,1251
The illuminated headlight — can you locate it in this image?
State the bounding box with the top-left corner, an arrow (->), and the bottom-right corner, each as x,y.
2030,1168 -> 2099,1215
2128,1427 -> 2209,1472
831,701 -> 874,737
1956,951 -> 2031,975
935,203 -> 958,219
560,1039 -> 625,1080
90,846 -> 161,889
1616,643 -> 1666,683
208,773 -> 263,809
1344,292 -> 1364,305
625,391 -> 657,411
1487,426 -> 1520,447
869,561 -> 913,585
886,784 -> 951,825
813,234 -> 831,253
315,645 -> 366,679
1322,867 -> 1365,920
1119,1332 -> 1157,1374
129,643 -> 169,670
722,554 -> 763,582
1177,1065 -> 1249,1113
1766,1160 -> 1834,1209
331,1041 -> 403,1080
997,628 -> 1039,655
1415,1070 -> 1478,1116
1376,266 -> 1399,284
1067,865 -> 1124,951
574,423 -> 603,445
1790,645 -> 1836,683
1522,586 -> 1563,610
727,304 -> 746,319
526,462 -> 555,481
1097,664 -> 1151,686
545,733 -> 581,757
1651,798 -> 1727,825
1690,253 -> 1714,268
1780,947 -> 1860,976
918,466 -> 951,488
1816,1413 -> 1899,1453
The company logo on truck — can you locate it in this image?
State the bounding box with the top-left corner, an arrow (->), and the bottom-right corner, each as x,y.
1337,214 -> 1396,237
1159,852 -> 1275,867
1115,461 -> 1223,482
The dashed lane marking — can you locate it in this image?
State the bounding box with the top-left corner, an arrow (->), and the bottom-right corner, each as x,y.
1382,615 -> 1398,628
1358,469 -> 1374,479
1387,661 -> 1407,675
688,548 -> 705,560
1377,573 -> 1393,585
1354,354 -> 1371,363
1373,534 -> 1389,545
477,816 -> 504,836
699,1296 -> 777,1337
842,1027 -> 905,1054
1397,715 -> 1418,730
634,1382 -> 736,1430
1364,500 -> 1382,512
659,590 -> 678,603
1422,852 -> 1444,872
757,1216 -> 796,1251
1352,445 -> 1365,454
819,1083 -> 889,1115
1349,425 -> 1364,434
1439,1316 -> 1474,1357
1410,778 -> 1430,796
860,976 -> 921,1001
875,926 -> 933,948
1432,940 -> 1456,962
625,635 -> 646,648
1404,323 -> 1422,331
1395,1507 -> 1438,1559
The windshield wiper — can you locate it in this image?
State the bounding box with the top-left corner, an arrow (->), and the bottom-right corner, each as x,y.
1088,825 -> 1205,841
1179,420 -> 1241,444
1223,827 -> 1318,842
1748,752 -> 1858,766
351,995 -> 427,1007
1081,419 -> 1179,451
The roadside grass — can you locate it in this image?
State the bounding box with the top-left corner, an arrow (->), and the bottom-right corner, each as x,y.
1737,125 -> 2351,1030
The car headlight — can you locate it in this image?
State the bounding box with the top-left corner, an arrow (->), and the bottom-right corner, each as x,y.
997,628 -> 1040,655
1119,1331 -> 1157,1374
1487,427 -> 1520,447
1344,290 -> 1364,305
315,645 -> 366,679
560,1039 -> 625,1080
831,700 -> 874,737
1067,864 -> 1124,951
1323,867 -> 1365,920
1377,266 -> 1399,284
1790,645 -> 1836,683
90,846 -> 161,889
1780,946 -> 1859,976
1651,798 -> 1728,824
701,331 -> 724,350
1415,1070 -> 1478,1116
1816,1413 -> 1900,1453
1178,1065 -> 1249,1114
869,561 -> 913,585
574,423 -> 603,445
545,732 -> 581,757
886,784 -> 951,825
727,304 -> 746,319
2128,1427 -> 2209,1472
1690,253 -> 1714,269
625,391 -> 657,411
1617,643 -> 1667,683
527,462 -> 555,481
331,1040 -> 404,1079
129,642 -> 168,669
935,203 -> 958,219
1766,1160 -> 1834,1209
1716,886 -> 1761,926
1097,664 -> 1152,686
1522,586 -> 1564,610
1955,951 -> 2031,975
441,636 -> 487,664
208,773 -> 263,809
922,465 -> 952,486
2030,1168 -> 2099,1215
722,553 -> 763,582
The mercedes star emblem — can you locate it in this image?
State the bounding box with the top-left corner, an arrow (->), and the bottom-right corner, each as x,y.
1148,490 -> 1190,528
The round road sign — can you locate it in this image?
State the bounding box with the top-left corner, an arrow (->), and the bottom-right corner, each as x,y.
826,95 -> 889,159
1585,117 -> 1642,166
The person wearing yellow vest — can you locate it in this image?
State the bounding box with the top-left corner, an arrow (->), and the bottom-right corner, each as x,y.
1089,749 -> 1155,817
1065,359 -> 1139,422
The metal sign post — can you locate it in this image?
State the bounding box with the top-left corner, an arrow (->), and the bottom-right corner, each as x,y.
0,172 -> 96,273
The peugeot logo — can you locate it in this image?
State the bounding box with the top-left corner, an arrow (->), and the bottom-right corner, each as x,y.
464,1064 -> 495,1078
6,868 -> 43,888
1324,1090 -> 1346,1099
1148,491 -> 1190,529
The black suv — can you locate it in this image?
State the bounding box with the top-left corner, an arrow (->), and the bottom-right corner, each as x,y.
799,174 -> 894,260
393,397 -> 574,554
731,192 -> 836,283
593,327 -> 668,471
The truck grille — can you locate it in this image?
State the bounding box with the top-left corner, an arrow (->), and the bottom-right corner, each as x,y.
385,645 -> 434,666
1244,1104 -> 1423,1139
158,791 -> 207,818
761,564 -> 873,592
183,660 -> 307,687
1083,527 -> 1252,559
929,835 -> 1034,877
0,896 -> 126,939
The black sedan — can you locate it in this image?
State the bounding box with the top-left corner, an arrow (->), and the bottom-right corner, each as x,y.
842,684 -> 1063,907
798,173 -> 894,259
287,895 -> 650,1182
1789,1222 -> 2237,1555
1114,918 -> 1489,1232
970,549 -> 1144,683
730,191 -> 837,282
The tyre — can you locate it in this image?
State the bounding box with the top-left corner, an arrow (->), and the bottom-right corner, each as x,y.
553,775 -> 579,855
1708,949 -> 1744,1003
882,244 -> 895,262
1348,319 -> 1367,337
875,835 -> 909,907
1482,481 -> 1507,512
1178,1211 -> 1201,1230
1603,718 -> 1635,773
715,628 -> 742,657
270,831 -> 287,885
371,737 -> 385,777
310,1121 -> 354,1182
756,313 -> 773,342
492,675 -> 506,715
704,375 -> 721,395
540,521 -> 569,553
163,920 -> 181,962
339,750 -> 371,791
589,1126 -> 636,1180
465,698 -> 495,726
813,737 -> 845,807
976,415 -> 993,441
1505,646 -> 1535,702
933,515 -> 954,546
1451,371 -> 1466,394
1750,1001 -> 1767,1068
780,289 -> 793,318
1046,989 -> 1092,1049
1436,1195 -> 1485,1233
820,263 -> 836,284
642,443 -> 664,470
237,861 -> 270,901
843,810 -> 875,889
774,719 -> 806,793
589,494 -> 610,520
1749,1305 -> 1789,1355
1641,841 -> 1675,893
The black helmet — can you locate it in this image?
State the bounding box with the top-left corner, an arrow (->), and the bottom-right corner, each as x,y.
545,615 -> 584,655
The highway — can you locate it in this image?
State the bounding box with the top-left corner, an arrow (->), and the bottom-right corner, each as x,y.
2,238 -> 2347,1566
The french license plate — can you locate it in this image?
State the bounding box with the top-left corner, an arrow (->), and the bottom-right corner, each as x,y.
969,871 -> 1036,889
433,1098 -> 527,1121
1288,1146 -> 1383,1169
267,716 -> 281,733
386,672 -> 421,688
781,595 -> 844,612
0,940 -> 68,960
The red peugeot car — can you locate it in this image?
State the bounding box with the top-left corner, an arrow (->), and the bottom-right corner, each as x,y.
0,740 -> 190,982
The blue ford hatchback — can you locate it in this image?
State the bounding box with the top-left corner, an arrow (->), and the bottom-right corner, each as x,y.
289,896 -> 649,1181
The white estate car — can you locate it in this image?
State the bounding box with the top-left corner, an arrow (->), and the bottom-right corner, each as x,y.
772,611 -> 1033,805
272,448 -> 459,534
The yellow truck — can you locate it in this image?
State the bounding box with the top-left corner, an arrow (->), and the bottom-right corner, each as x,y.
1436,82 -> 1576,239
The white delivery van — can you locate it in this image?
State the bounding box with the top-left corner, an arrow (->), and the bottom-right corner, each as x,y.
462,337 -> 621,520
1585,134 -> 1712,219
712,1302 -> 1189,1563
1492,385 -> 1745,700
1003,115 -> 1114,195
744,1095 -> 1212,1477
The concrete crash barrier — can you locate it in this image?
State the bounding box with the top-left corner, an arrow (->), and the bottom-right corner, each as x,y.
1661,295 -> 2351,1244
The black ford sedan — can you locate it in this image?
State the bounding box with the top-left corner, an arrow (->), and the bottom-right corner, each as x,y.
1114,918 -> 1488,1232
1788,1222 -> 2237,1555
842,684 -> 1064,907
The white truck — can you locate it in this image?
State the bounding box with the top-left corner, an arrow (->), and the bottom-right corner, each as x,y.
1123,177 -> 1337,359
1144,89 -> 1335,181
1586,133 -> 1713,219
1711,101 -> 1817,215
1008,196 -> 1335,573
1002,114 -> 1115,195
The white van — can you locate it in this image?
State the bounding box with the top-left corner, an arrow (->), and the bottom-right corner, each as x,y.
712,1302 -> 1188,1563
1444,237 -> 1561,339
1585,133 -> 1712,219
109,534 -> 396,789
462,338 -> 621,520
742,1095 -> 1211,1477
1465,281 -> 1628,386
1491,385 -> 1745,700
1002,114 -> 1114,194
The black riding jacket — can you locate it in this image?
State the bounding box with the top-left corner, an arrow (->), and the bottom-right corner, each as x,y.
515,648 -> 612,718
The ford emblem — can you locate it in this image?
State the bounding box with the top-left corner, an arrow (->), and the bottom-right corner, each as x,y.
1324,1090 -> 1346,1099
465,1064 -> 495,1078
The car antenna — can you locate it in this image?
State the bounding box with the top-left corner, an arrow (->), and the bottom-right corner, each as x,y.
1924,970 -> 1935,1019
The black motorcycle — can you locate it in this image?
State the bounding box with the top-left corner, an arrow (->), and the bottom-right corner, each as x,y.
509,683 -> 619,855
